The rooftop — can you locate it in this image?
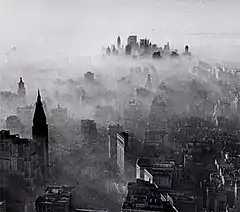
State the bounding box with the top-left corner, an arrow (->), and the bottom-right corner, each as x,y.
36,185 -> 74,205
122,180 -> 178,212
137,157 -> 175,168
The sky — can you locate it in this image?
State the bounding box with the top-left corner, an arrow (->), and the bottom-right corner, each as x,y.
0,0 -> 240,60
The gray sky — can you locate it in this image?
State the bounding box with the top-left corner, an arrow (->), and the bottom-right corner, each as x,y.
0,0 -> 240,59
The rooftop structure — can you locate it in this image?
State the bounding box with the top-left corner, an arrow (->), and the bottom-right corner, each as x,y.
35,185 -> 74,212
121,179 -> 178,212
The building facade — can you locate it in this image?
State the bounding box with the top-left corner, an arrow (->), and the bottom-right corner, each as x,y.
5,115 -> 22,135
117,133 -> 125,174
81,119 -> 97,142
107,123 -> 123,158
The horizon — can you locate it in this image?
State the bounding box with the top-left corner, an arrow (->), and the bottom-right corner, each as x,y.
0,0 -> 240,62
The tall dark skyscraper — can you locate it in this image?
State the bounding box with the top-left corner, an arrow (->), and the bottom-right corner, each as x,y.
17,77 -> 26,97
32,90 -> 49,184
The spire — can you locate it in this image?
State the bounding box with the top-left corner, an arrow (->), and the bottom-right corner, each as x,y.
37,89 -> 41,102
33,90 -> 46,128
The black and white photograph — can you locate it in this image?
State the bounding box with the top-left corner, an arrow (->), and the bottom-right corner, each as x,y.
0,0 -> 240,211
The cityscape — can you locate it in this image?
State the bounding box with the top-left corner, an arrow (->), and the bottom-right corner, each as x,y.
1,53 -> 240,211
1,0 -> 240,211
104,36 -> 191,59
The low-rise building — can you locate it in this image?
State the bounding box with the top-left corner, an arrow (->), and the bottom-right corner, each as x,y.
35,185 -> 75,212
136,158 -> 183,189
121,179 -> 178,212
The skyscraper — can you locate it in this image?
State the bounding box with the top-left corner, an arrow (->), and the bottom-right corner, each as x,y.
17,77 -> 26,97
32,90 -> 49,184
117,36 -> 121,49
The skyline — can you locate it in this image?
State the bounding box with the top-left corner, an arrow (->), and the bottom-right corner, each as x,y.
0,0 -> 240,61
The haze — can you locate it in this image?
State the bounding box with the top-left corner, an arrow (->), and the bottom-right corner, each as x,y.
0,0 -> 240,61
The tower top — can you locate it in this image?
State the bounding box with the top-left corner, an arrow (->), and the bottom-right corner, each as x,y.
33,89 -> 46,127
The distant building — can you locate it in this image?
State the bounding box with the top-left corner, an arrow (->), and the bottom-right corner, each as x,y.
145,129 -> 169,146
145,74 -> 152,91
121,179 -> 178,212
125,44 -> 131,55
170,50 -> 179,57
153,51 -> 161,59
5,115 -> 22,135
106,47 -> 111,55
149,95 -> 169,131
16,105 -> 34,127
0,201 -> 6,212
84,71 -> 94,82
127,35 -> 137,47
116,132 -> 131,174
81,119 -> 97,142
35,185 -> 74,212
183,45 -> 191,56
164,42 -> 170,54
136,158 -> 182,189
50,105 -> 68,124
17,77 -> 26,97
107,123 -> 123,158
136,87 -> 151,98
117,36 -> 121,49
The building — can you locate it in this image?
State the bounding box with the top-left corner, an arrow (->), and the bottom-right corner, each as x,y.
136,158 -> 183,189
0,201 -> 6,212
17,77 -> 26,97
145,129 -> 169,146
16,105 -> 35,127
107,123 -> 123,158
50,105 -> 67,124
125,44 -> 131,55
35,185 -> 74,212
81,119 -> 97,142
121,179 -> 178,212
106,47 -> 111,55
5,115 -> 22,135
149,95 -> 169,131
183,45 -> 191,56
127,35 -> 137,47
32,90 -> 49,184
145,74 -> 152,91
0,130 -> 41,199
163,43 -> 170,54
84,72 -> 94,82
153,51 -> 161,59
117,36 -> 121,49
117,132 -> 131,174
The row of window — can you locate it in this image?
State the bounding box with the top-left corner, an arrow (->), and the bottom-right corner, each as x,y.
0,158 -> 18,171
0,141 -> 18,156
